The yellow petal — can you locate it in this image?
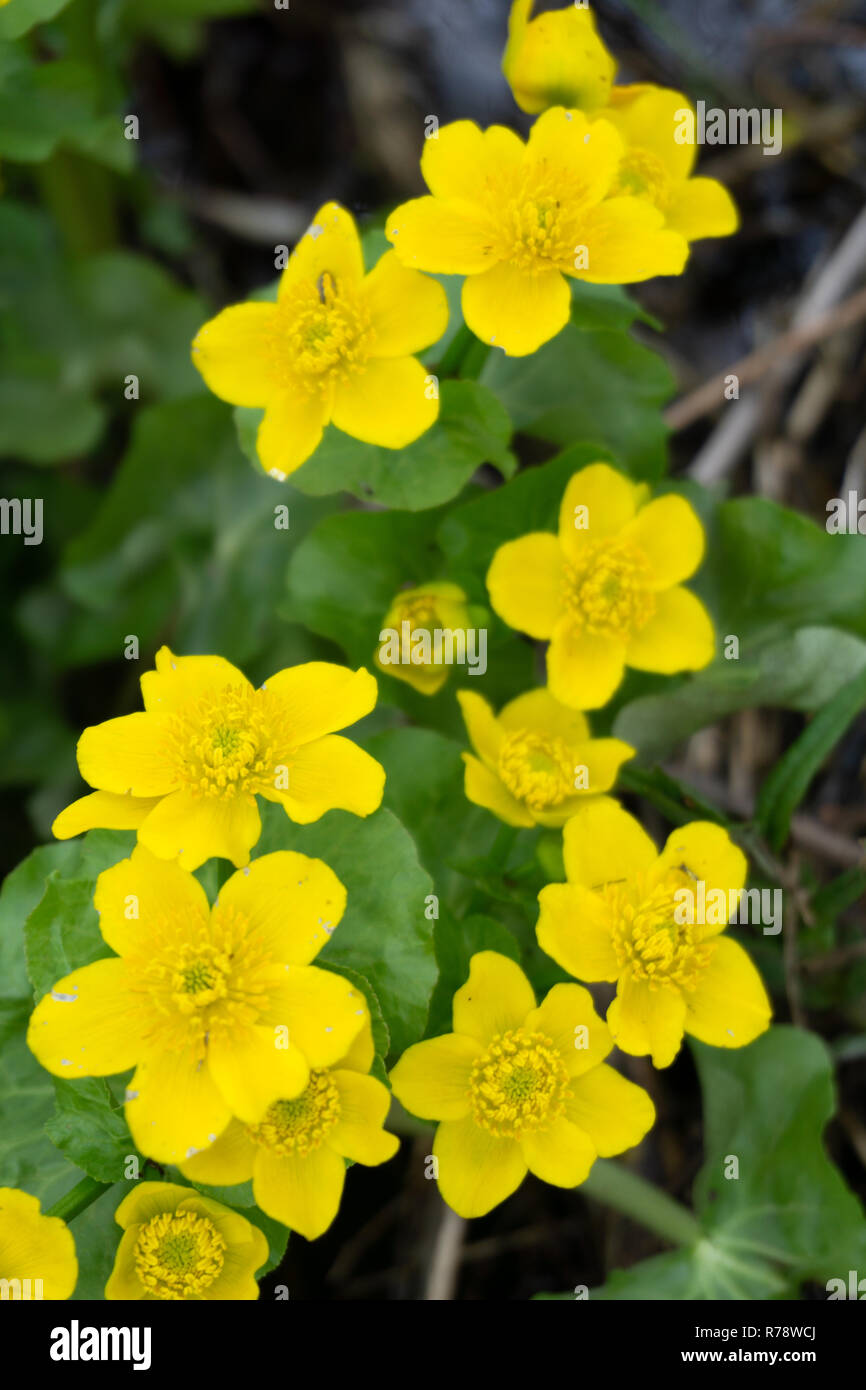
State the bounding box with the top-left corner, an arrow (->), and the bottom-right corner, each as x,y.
462,263 -> 570,356
264,662 -> 377,746
216,851 -> 346,965
386,196 -> 494,276
0,1188 -> 78,1300
536,881 -> 619,982
360,250 -> 449,356
607,970 -> 686,1068
558,461 -> 641,560
626,585 -> 715,674
574,737 -> 635,796
666,176 -> 739,241
578,197 -> 689,283
456,689 -> 503,764
94,843 -> 209,956
253,1145 -> 346,1240
421,119 -> 524,199
330,1070 -> 400,1165
564,1064 -> 656,1156
389,1033 -> 480,1121
205,1224 -> 268,1299
619,494 -> 706,588
434,1116 -> 526,1218
268,963 -> 366,1069
452,951 -> 536,1043
138,789 -> 261,870
685,938 -> 771,1049
527,111 -> 622,206
139,647 -> 251,713
191,302 -> 279,407
331,356 -> 438,448
113,1181 -> 196,1229
269,735 -> 384,824
503,1 -> 616,115
52,791 -> 161,840
256,390 -> 327,481
605,84 -> 696,182
486,532 -> 563,639
547,619 -> 626,709
337,1014 -> 376,1074
562,796 -> 658,888
180,1119 -> 257,1187
208,1024 -> 310,1123
653,821 -> 748,911
27,958 -> 138,1079
524,981 -> 612,1076
279,201 -> 365,295
76,713 -> 175,797
124,1049 -> 232,1165
462,753 -> 535,828
498,686 -> 589,743
105,1227 -> 145,1300
520,1115 -> 596,1187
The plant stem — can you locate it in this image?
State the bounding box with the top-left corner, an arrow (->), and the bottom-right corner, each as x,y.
46,1176 -> 113,1224
437,323 -> 491,381
582,1159 -> 702,1248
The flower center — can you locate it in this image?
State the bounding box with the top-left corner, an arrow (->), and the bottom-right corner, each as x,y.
562,539 -> 656,640
166,684 -> 291,800
485,161 -> 593,274
611,148 -> 673,212
275,273 -> 374,391
134,1211 -> 226,1300
469,1028 -> 568,1139
498,730 -> 574,811
247,1071 -> 341,1157
603,873 -> 716,990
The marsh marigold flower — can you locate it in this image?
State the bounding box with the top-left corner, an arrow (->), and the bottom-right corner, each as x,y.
105,1183 -> 267,1300
386,109 -> 687,357
28,846 -> 368,1164
536,797 -> 772,1068
52,647 -> 385,870
182,1012 -> 398,1241
0,1188 -> 77,1300
192,202 -> 448,479
375,581 -> 477,696
487,462 -> 714,709
458,686 -> 633,826
502,0 -> 616,115
390,951 -> 654,1218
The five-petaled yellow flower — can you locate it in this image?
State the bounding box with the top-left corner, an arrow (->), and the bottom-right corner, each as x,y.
390,951 -> 654,1218
502,0 -> 616,115
458,685 -> 633,826
192,201 -> 448,479
536,797 -> 772,1068
28,846 -> 368,1164
0,1188 -> 77,1300
182,1011 -> 398,1241
52,646 -> 385,870
375,581 -> 477,696
487,462 -> 714,709
386,108 -> 688,357
105,1184 -> 267,1300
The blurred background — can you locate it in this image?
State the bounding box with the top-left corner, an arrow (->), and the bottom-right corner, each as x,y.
1,0 -> 865,1298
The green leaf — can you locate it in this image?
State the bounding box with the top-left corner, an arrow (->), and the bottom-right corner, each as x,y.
0,841 -> 80,1000
427,912 -> 521,1039
254,804 -> 437,1059
236,379 -> 515,510
46,1078 -> 138,1184
0,998 -> 73,1207
0,0 -> 73,41
755,664 -> 866,851
614,627 -> 866,761
0,47 -> 131,169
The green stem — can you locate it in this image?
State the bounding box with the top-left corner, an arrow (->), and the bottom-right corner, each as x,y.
458,338 -> 491,381
436,323 -> 476,377
583,1159 -> 702,1248
46,1176 -> 112,1224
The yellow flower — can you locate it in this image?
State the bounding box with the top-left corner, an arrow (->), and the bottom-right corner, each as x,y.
105,1183 -> 267,1300
181,1014 -> 398,1241
458,686 -> 633,826
192,202 -> 448,480
601,86 -> 738,242
375,581 -> 475,696
28,846 -> 368,1165
0,1188 -> 77,1300
536,797 -> 772,1068
390,951 -> 654,1218
386,109 -> 688,357
52,647 -> 385,870
487,461 -> 714,709
502,0 -> 616,115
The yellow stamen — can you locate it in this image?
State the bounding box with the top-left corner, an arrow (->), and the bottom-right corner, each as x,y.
468,1028 -> 568,1139
603,872 -> 716,991
562,539 -> 656,640
247,1072 -> 341,1157
498,730 -> 574,811
134,1210 -> 226,1300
